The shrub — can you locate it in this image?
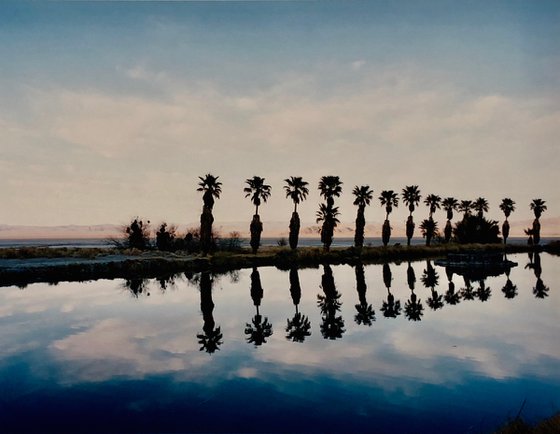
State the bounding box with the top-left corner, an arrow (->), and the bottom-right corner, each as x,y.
125,218 -> 151,250
453,215 -> 500,244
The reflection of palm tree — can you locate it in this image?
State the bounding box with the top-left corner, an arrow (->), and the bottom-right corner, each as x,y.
244,176 -> 272,253
499,198 -> 516,245
285,268 -> 311,342
197,272 -> 223,354
444,270 -> 461,305
444,280 -> 461,305
528,252 -> 549,299
379,190 -> 399,246
354,263 -> 375,326
284,176 -> 309,250
442,197 -> 458,243
404,264 -> 423,322
352,185 -> 374,248
198,174 -> 222,255
402,185 -> 421,246
533,278 -> 549,299
407,261 -> 416,291
502,269 -> 518,299
422,261 -> 443,310
245,268 -> 273,346
530,199 -> 547,245
460,276 -> 475,301
317,265 -> 345,339
318,176 -> 343,251
381,263 -> 402,318
476,279 -> 491,302
404,289 -> 423,321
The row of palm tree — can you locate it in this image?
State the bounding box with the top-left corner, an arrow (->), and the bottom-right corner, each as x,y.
196,174 -> 548,252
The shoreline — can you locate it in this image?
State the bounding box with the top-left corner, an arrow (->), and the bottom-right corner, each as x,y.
1,242 -> 557,288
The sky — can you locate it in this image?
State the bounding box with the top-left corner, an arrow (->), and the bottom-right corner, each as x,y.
0,0 -> 558,232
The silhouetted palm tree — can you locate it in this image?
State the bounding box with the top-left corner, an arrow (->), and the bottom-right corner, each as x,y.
352,185 -> 374,248
381,263 -> 402,318
442,197 -> 459,243
420,218 -> 439,246
379,190 -> 399,246
473,197 -> 489,219
244,176 -> 272,253
197,272 -> 223,353
245,268 -> 273,346
316,204 -> 340,251
402,185 -> 422,246
318,264 -> 345,339
284,177 -> 309,250
444,280 -> 461,305
407,261 -> 416,291
499,198 -> 516,245
424,194 -> 441,219
354,263 -> 375,326
317,176 -> 343,251
198,174 -> 222,255
458,200 -> 473,219
285,267 -> 311,342
530,199 -> 547,245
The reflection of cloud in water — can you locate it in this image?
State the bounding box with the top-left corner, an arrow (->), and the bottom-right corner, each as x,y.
0,254 -> 558,394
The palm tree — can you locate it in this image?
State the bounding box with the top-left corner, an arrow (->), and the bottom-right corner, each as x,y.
197,174 -> 222,255
499,198 -> 516,245
442,197 -> 458,243
424,194 -> 441,219
421,194 -> 441,246
284,177 -> 309,250
530,199 -> 547,245
379,190 -> 399,246
244,176 -> 272,253
316,204 -> 340,251
458,200 -> 473,219
420,218 -> 439,246
473,197 -> 489,219
317,176 -> 343,251
352,185 -> 373,248
402,185 -> 422,246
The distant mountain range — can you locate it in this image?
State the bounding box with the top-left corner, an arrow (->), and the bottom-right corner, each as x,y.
1,217 -> 559,240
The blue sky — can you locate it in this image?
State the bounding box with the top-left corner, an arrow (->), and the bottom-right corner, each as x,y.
0,0 -> 558,230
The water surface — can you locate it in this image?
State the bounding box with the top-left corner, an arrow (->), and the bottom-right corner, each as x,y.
0,253 -> 558,432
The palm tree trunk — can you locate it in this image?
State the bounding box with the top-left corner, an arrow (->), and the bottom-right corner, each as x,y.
532,218 -> 541,245
200,206 -> 214,255
321,219 -> 334,251
406,215 -> 414,246
250,214 -> 263,254
289,211 -> 300,250
444,220 -> 452,243
354,206 -> 365,248
502,219 -> 510,245
382,219 -> 391,247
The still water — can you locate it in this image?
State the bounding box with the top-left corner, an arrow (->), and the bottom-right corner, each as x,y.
0,253 -> 558,433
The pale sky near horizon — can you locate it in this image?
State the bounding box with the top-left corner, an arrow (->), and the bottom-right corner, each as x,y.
1,0 -> 558,229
